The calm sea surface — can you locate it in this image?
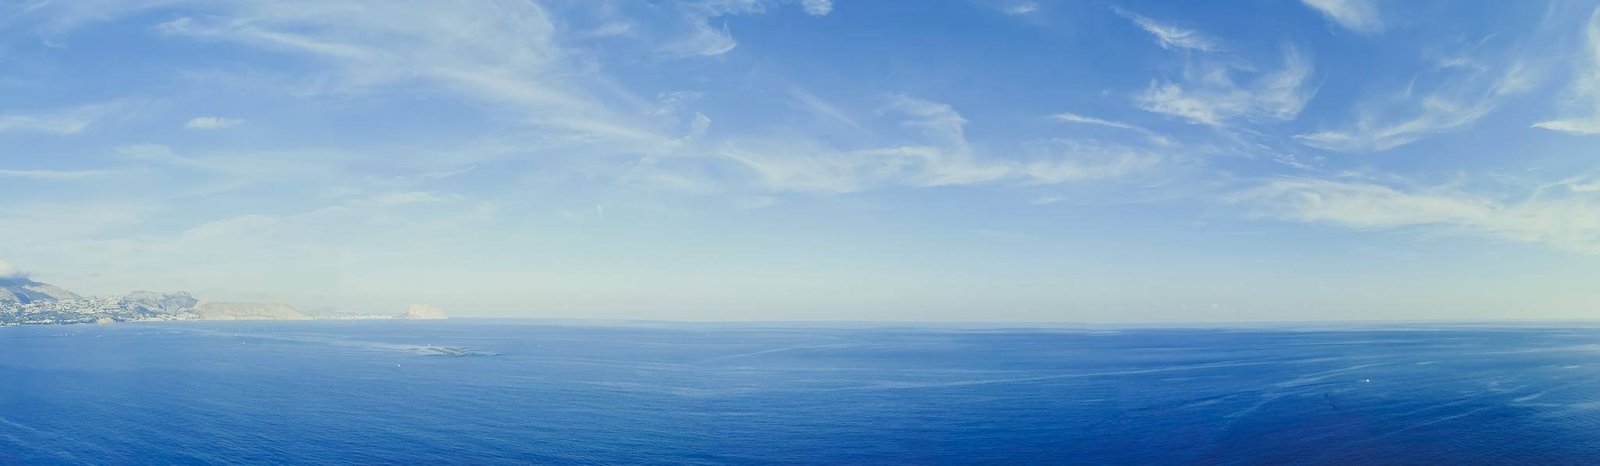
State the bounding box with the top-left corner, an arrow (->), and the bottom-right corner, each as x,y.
4,320 -> 1600,464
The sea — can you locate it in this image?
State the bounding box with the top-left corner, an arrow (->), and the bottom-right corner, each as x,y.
4,320 -> 1600,464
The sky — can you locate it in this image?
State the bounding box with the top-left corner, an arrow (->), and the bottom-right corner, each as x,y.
3,0 -> 1600,322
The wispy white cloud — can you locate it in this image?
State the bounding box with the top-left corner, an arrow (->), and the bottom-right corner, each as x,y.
149,0 -> 705,171
647,91 -> 704,116
1114,7 -> 1222,52
887,95 -> 971,149
664,19 -> 738,57
3,0 -> 186,38
0,169 -> 111,179
1051,112 -> 1144,132
1051,112 -> 1170,143
1534,9 -> 1600,135
1566,180 -> 1600,193
717,96 -> 1005,193
1021,143 -> 1167,184
1298,60 -> 1536,152
1238,177 -> 1600,254
718,97 -> 1174,193
790,89 -> 862,129
153,4 -> 558,98
0,114 -> 88,134
0,101 -> 126,135
585,21 -> 636,38
1029,195 -> 1064,205
661,0 -> 763,57
719,144 -> 970,193
1004,2 -> 1038,16
1301,0 -> 1383,35
185,116 -> 243,129
800,0 -> 832,16
1136,46 -> 1315,125
1534,119 -> 1600,135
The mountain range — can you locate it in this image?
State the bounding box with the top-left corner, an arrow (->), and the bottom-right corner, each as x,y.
0,277 -> 82,304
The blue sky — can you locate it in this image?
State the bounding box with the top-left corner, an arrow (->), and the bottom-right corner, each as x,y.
3,0 -> 1600,321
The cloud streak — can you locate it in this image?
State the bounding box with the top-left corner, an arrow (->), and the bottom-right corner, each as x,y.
1534,9 -> 1600,135
0,169 -> 111,179
186,116 -> 243,129
1301,0 -> 1383,35
1004,3 -> 1038,16
148,0 -> 708,174
719,97 -> 1175,193
1298,60 -> 1536,152
800,0 -> 832,16
1239,177 -> 1600,254
1051,112 -> 1170,143
1051,112 -> 1145,132
660,0 -> 762,57
1136,46 -> 1315,125
0,102 -> 126,135
1115,7 -> 1222,52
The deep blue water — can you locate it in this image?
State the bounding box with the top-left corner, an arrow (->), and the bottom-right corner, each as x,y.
5,321 -> 1600,464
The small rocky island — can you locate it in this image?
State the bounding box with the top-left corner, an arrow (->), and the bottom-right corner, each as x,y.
0,276 -> 446,326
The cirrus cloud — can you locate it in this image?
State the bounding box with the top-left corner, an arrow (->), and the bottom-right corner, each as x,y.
185,116 -> 244,129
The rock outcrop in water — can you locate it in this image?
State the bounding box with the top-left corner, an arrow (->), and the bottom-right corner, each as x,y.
0,278 -> 448,326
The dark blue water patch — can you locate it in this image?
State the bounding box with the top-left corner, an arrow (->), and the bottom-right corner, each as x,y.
5,321 -> 1600,464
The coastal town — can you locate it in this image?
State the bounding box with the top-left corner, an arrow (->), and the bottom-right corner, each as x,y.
1,277 -> 445,326
0,294 -> 196,325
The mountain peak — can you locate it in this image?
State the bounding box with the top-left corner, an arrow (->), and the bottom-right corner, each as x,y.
0,277 -> 83,305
